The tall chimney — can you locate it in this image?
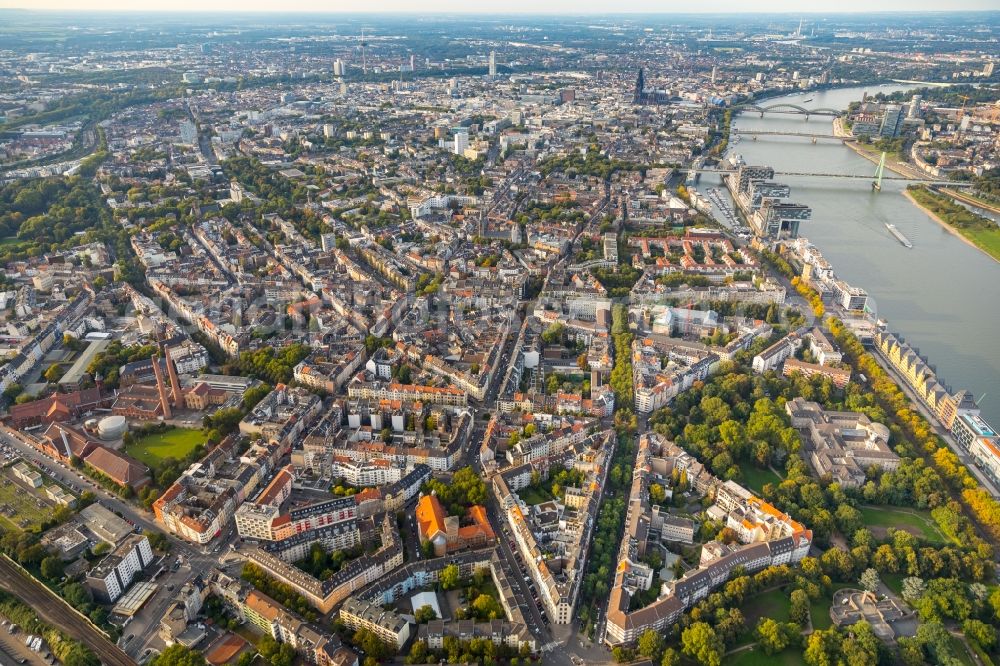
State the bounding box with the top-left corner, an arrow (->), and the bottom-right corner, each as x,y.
166,347 -> 183,408
151,354 -> 172,420
60,427 -> 72,459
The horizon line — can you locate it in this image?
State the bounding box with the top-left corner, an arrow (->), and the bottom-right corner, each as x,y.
2,7 -> 999,14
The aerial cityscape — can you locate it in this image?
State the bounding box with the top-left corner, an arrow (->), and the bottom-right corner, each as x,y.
0,6 -> 999,666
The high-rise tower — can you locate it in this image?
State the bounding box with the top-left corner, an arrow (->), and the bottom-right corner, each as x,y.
361,29 -> 368,74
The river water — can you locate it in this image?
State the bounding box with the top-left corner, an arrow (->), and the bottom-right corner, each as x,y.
699,84 -> 1000,426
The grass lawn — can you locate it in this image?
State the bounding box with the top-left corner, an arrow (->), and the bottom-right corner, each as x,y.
860,505 -> 946,544
850,141 -> 905,164
0,469 -> 55,533
735,587 -> 793,645
517,487 -> 553,506
962,227 -> 1000,264
882,572 -> 906,597
125,427 -> 205,469
738,463 -> 782,493
949,635 -> 976,666
907,186 -> 1000,264
727,647 -> 805,666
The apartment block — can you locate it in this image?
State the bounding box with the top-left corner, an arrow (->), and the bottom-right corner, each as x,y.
85,534 -> 154,603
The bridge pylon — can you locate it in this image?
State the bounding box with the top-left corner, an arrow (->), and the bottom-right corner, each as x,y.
872,151 -> 886,192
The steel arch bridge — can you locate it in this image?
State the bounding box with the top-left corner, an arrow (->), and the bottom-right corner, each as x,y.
739,103 -> 842,116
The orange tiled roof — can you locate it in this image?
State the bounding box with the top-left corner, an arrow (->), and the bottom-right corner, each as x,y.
416,493 -> 448,540
245,590 -> 282,621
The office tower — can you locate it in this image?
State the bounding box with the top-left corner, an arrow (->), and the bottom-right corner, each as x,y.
179,120 -> 197,146
489,50 -> 497,77
757,200 -> 811,239
879,105 -> 904,138
984,62 -> 994,77
710,66 -> 717,84
410,54 -> 415,71
736,165 -> 775,196
454,131 -> 469,156
908,95 -> 922,119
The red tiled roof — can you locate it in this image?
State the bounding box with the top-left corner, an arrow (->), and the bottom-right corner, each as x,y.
83,446 -> 149,487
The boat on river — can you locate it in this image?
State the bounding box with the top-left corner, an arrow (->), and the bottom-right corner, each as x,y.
885,223 -> 913,248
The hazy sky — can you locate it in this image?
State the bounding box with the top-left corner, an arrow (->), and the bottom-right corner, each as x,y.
0,0 -> 997,12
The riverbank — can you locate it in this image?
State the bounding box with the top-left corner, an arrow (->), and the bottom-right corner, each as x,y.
939,188 -> 1000,216
729,82 -> 1000,426
903,188 -> 1000,264
831,117 -> 930,180
845,138 -> 929,181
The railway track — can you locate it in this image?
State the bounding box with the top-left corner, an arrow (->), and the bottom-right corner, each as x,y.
0,556 -> 135,666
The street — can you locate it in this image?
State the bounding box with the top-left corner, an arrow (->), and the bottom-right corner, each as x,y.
0,428 -> 232,659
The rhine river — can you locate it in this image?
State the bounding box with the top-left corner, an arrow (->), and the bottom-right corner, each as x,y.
700,84 -> 1000,426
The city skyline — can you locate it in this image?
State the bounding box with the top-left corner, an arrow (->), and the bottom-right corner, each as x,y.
2,1 -> 999,12
0,10 -> 997,666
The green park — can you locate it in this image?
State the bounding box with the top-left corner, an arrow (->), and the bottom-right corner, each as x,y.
124,426 -> 206,470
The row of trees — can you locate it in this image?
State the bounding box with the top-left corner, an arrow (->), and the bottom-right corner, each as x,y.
609,304 -> 635,410
0,589 -> 100,666
577,433 -> 634,635
405,636 -> 531,666
827,316 -> 1000,547
757,249 -> 825,318
240,562 -> 318,622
